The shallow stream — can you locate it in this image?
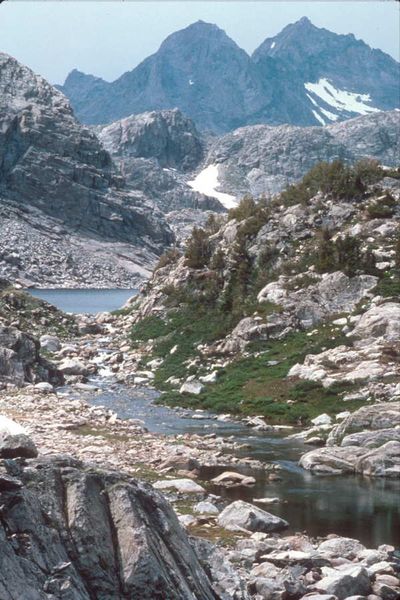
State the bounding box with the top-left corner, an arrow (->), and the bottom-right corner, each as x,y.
33,288 -> 400,548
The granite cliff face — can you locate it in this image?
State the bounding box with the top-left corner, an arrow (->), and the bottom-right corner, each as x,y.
0,52 -> 174,287
59,19 -> 399,132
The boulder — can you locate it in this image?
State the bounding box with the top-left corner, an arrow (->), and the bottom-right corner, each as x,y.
211,471 -> 256,486
0,433 -> 38,459
217,500 -> 288,533
327,403 -> 400,447
299,446 -> 367,475
318,537 -> 365,559
39,334 -> 61,352
315,565 -> 371,600
0,325 -> 61,386
34,382 -> 54,394
351,303 -> 400,347
153,478 -> 205,493
0,455 -> 217,599
311,414 -> 332,426
0,415 -> 26,436
355,441 -> 400,478
341,428 -> 400,448
59,358 -> 90,376
193,501 -> 219,515
179,381 -> 204,395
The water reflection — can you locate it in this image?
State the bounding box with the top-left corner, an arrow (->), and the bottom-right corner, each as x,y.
84,383 -> 400,547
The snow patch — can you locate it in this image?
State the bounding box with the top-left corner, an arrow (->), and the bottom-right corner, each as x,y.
188,165 -> 238,209
270,41 -> 276,49
311,110 -> 326,126
305,78 -> 380,116
319,106 -> 339,122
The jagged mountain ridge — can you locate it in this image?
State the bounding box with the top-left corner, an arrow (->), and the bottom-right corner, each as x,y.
59,18 -> 400,132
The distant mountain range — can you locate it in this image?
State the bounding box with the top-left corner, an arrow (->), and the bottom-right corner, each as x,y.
59,18 -> 400,132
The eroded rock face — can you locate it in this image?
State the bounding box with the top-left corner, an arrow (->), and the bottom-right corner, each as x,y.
0,325 -> 62,387
98,109 -> 204,172
0,52 -> 173,287
0,455 -> 218,599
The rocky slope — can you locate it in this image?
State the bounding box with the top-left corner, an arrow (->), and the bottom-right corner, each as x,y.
0,52 -> 174,287
96,109 -> 226,237
59,19 -> 399,131
204,110 -> 400,196
120,160 -> 400,472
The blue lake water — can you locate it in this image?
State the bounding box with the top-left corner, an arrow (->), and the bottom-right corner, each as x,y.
28,288 -> 138,314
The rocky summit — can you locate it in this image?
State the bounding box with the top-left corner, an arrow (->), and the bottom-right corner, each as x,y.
59,19 -> 399,131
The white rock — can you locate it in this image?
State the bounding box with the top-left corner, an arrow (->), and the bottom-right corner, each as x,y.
193,501 -> 219,515
34,382 -> 54,394
217,500 -> 288,533
199,371 -> 218,384
0,415 -> 26,436
153,479 -> 205,493
58,358 -> 89,376
179,381 -> 204,395
39,335 -> 61,352
311,413 -> 332,426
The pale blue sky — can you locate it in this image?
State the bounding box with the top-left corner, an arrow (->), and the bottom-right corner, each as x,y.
0,1 -> 398,84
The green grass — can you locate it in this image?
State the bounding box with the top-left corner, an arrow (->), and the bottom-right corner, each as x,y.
158,326 -> 363,424
130,308 -> 363,424
373,272 -> 400,297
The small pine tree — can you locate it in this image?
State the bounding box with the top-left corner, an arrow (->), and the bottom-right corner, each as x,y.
315,228 -> 336,273
210,248 -> 225,273
184,227 -> 211,269
335,235 -> 362,277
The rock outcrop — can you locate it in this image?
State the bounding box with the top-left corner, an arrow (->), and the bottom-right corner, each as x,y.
205,111 -> 399,196
0,455 -> 219,599
0,325 -> 62,388
0,52 -> 173,287
299,403 -> 400,477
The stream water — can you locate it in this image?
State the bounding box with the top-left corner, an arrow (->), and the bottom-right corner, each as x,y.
33,289 -> 400,548
86,381 -> 400,548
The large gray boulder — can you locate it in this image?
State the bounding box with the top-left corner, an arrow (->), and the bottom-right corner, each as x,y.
299,446 -> 367,475
315,565 -> 371,600
0,455 -> 218,599
355,441 -> 400,478
327,403 -> 400,447
217,500 -> 288,533
0,433 -> 38,459
0,325 -> 62,387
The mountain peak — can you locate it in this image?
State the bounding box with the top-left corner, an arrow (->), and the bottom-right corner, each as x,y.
159,20 -> 231,51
